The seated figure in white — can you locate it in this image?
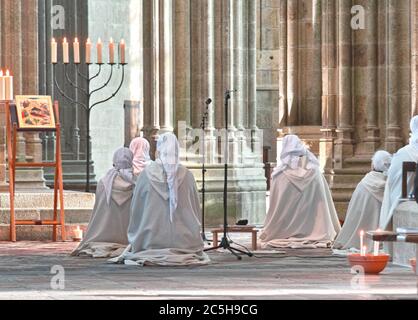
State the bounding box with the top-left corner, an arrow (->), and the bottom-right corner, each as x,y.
72,147 -> 136,258
129,137 -> 151,177
379,116 -> 418,230
333,151 -> 392,251
111,133 -> 210,266
260,135 -> 341,249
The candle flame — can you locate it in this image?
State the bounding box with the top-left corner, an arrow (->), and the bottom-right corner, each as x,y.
52,37 -> 56,43
360,230 -> 364,236
63,37 -> 68,43
74,37 -> 79,43
6,70 -> 10,76
98,37 -> 102,44
0,70 -> 3,77
87,38 -> 91,44
110,37 -> 114,43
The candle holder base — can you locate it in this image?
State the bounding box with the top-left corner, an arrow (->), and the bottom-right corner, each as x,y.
348,253 -> 390,275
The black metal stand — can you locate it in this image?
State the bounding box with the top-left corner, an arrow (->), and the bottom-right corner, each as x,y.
53,62 -> 127,192
200,99 -> 211,243
204,90 -> 253,260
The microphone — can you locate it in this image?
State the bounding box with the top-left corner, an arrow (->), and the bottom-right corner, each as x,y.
205,98 -> 212,105
225,89 -> 238,95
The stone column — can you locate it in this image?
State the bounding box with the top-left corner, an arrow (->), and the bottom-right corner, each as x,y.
159,0 -> 174,134
412,0 -> 418,116
248,0 -> 260,156
385,0 -> 410,151
334,0 -> 354,169
142,0 -> 161,157
175,0 -> 192,128
320,0 -> 337,172
278,0 -> 288,127
353,0 -> 379,155
0,0 -> 46,189
287,0 -> 299,125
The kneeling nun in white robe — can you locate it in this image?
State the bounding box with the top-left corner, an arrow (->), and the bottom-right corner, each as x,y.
260,135 -> 341,249
72,148 -> 136,258
333,151 -> 392,252
111,133 -> 210,266
129,137 -> 151,177
379,116 -> 418,230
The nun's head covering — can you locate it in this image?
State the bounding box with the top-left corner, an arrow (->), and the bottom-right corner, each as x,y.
272,135 -> 320,177
129,137 -> 151,176
156,132 -> 180,222
102,147 -> 135,205
410,115 -> 418,149
372,150 -> 392,175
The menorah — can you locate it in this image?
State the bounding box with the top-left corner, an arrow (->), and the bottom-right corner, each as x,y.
52,37 -> 127,192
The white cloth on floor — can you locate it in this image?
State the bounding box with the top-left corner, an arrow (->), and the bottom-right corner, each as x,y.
72,148 -> 135,258
260,158 -> 341,249
110,159 -> 209,267
333,171 -> 387,250
379,144 -> 418,229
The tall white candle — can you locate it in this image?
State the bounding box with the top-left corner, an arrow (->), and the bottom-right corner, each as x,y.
0,70 -> 5,100
360,230 -> 364,253
119,39 -> 126,64
85,38 -> 92,64
51,38 -> 58,64
97,38 -> 103,64
109,37 -> 115,64
63,37 -> 69,64
361,246 -> 367,257
4,70 -> 13,101
373,241 -> 379,256
73,37 -> 80,64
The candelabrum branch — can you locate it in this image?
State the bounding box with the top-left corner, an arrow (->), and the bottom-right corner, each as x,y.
75,64 -> 89,81
53,65 -> 88,111
90,65 -> 125,111
64,64 -> 88,96
89,64 -> 114,96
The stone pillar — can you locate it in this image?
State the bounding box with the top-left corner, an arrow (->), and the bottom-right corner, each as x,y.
159,0 -> 174,134
334,0 -> 354,169
287,0 -> 299,125
385,0 -> 410,152
142,0 -> 161,157
353,0 -> 379,155
248,0 -> 260,155
320,0 -> 337,172
278,0 -> 288,127
0,0 -> 46,189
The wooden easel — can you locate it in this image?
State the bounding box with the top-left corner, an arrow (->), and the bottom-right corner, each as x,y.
5,100 -> 65,242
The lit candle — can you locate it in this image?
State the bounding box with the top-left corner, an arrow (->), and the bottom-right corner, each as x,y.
97,38 -> 103,64
360,230 -> 364,253
74,226 -> 83,240
4,70 -> 13,101
85,38 -> 92,64
119,39 -> 126,64
63,37 -> 69,64
109,37 -> 115,64
0,70 -> 5,100
373,241 -> 380,256
73,37 -> 80,64
51,38 -> 58,64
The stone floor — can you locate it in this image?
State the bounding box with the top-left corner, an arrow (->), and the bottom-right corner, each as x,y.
0,235 -> 417,300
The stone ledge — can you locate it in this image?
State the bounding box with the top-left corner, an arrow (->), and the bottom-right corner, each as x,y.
393,201 -> 418,267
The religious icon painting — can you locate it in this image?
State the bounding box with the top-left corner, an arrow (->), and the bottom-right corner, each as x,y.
14,95 -> 56,130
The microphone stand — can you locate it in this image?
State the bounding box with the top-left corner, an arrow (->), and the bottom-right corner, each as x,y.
200,100 -> 211,243
204,90 -> 253,260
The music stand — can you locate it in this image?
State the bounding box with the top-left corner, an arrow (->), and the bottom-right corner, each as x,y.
204,90 -> 253,260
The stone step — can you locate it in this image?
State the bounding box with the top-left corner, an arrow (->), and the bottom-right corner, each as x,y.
0,208 -> 93,224
0,191 -> 95,209
343,156 -> 372,169
0,223 -> 88,241
335,202 -> 349,221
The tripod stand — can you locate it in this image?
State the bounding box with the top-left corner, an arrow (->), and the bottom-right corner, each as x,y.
204,90 -> 253,260
200,99 -> 212,243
